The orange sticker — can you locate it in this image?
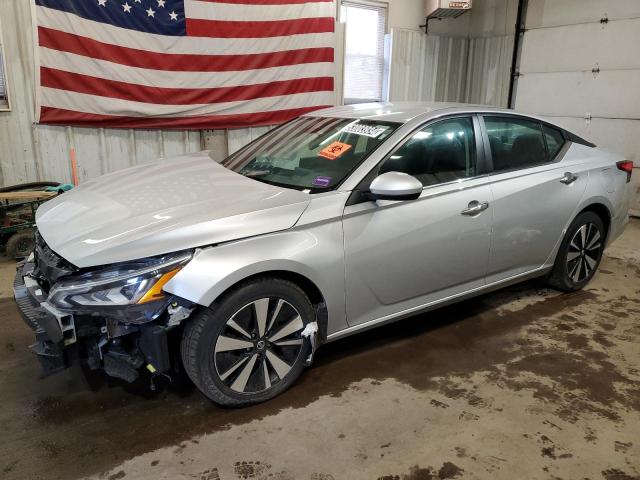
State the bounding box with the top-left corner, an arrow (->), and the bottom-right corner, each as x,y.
318,141 -> 352,160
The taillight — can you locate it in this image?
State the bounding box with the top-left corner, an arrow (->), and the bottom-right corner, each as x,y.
616,160 -> 634,183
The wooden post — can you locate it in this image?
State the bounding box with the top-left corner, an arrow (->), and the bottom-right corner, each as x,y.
70,147 -> 79,186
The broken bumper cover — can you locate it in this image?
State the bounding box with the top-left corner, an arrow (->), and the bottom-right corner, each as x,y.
13,261 -> 75,376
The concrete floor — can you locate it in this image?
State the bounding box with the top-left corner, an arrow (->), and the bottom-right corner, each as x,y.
1,221 -> 639,480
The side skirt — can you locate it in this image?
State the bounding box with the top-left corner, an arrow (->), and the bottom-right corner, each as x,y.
325,266 -> 553,343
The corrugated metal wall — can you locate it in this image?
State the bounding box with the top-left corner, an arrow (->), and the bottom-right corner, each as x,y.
388,30 -> 468,103
0,0 -> 201,187
515,0 -> 640,213
465,35 -> 513,106
387,28 -> 513,107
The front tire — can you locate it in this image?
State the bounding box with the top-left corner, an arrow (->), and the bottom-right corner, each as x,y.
547,211 -> 605,292
181,278 -> 313,407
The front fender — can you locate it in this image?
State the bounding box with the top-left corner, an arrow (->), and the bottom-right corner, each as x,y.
164,226 -> 347,334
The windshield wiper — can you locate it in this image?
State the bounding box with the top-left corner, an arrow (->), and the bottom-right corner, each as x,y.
242,170 -> 271,177
244,175 -> 306,191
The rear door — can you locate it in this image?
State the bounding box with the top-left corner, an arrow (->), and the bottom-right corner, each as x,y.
481,115 -> 587,282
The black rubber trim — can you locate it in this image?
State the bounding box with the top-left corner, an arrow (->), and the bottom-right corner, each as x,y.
564,130 -> 596,148
370,192 -> 421,202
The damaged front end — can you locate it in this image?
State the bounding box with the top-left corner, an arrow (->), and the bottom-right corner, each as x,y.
14,232 -> 195,385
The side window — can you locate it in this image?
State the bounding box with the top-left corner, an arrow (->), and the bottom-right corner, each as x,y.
543,124 -> 565,159
378,117 -> 476,187
485,116 -> 548,172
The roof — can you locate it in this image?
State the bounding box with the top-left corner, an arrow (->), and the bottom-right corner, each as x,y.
304,101 -> 597,148
304,101 -> 512,123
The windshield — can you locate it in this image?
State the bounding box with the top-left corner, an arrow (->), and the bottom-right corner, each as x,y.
221,117 -> 400,190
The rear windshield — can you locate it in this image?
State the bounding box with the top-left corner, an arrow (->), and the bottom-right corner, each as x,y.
220,117 -> 400,191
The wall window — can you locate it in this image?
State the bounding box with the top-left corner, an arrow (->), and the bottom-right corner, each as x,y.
484,116 -> 550,172
0,21 -> 9,111
379,117 -> 476,186
340,1 -> 387,104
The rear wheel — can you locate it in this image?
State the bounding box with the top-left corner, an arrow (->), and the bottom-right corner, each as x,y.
181,278 -> 312,406
547,211 -> 605,291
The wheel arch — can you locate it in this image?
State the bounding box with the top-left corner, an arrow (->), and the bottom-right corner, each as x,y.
546,200 -> 610,291
211,269 -> 329,342
166,254 -> 333,342
544,198 -> 613,269
575,201 -> 612,242
165,228 -> 347,338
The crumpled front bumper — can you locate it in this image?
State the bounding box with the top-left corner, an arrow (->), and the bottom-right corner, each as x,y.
13,260 -> 76,376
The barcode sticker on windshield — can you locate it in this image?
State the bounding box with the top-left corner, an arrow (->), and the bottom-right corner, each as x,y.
342,124 -> 389,138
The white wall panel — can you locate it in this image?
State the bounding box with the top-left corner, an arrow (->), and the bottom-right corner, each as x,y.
465,35 -> 513,107
516,0 -> 640,212
467,0 -> 518,37
387,0 -> 432,32
32,125 -> 70,183
388,29 -> 439,102
520,19 -> 640,73
388,29 -> 512,107
228,126 -> 273,155
516,70 -> 640,119
526,0 -> 640,29
434,36 -> 469,102
388,29 -> 469,103
0,0 -> 201,187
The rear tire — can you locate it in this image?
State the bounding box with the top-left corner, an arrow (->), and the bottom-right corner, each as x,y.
181,278 -> 313,407
547,211 -> 605,292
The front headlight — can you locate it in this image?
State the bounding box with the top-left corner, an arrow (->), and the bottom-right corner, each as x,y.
47,251 -> 192,310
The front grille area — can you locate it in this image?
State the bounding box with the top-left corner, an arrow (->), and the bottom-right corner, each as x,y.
33,231 -> 77,292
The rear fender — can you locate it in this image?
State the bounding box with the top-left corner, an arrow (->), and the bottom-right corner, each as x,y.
542,190 -> 615,269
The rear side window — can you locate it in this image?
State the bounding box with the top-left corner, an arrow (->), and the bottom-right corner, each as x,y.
543,124 -> 566,159
485,116 -> 549,172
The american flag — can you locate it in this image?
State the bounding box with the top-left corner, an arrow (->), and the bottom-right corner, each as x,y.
33,0 -> 336,129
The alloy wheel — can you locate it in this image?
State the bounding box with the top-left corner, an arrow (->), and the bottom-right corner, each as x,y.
213,297 -> 305,394
566,222 -> 602,283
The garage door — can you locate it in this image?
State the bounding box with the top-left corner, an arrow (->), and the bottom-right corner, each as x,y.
514,0 -> 640,213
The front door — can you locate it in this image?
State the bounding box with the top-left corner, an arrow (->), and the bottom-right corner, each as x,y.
342,116 -> 493,327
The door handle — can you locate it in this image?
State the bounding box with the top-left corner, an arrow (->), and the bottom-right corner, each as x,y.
461,200 -> 489,216
560,172 -> 578,185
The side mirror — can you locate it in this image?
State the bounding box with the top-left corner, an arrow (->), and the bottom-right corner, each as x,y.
369,171 -> 423,201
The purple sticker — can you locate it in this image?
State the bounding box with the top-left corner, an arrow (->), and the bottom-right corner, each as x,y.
312,176 -> 332,187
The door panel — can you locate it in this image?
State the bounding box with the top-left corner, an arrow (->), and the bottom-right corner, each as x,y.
343,179 -> 492,326
486,163 -> 587,283
481,115 -> 588,282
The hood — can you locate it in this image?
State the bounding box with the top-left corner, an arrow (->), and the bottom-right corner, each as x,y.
36,152 -> 310,268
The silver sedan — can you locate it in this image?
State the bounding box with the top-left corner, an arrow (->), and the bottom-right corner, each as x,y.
18,102 -> 634,406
